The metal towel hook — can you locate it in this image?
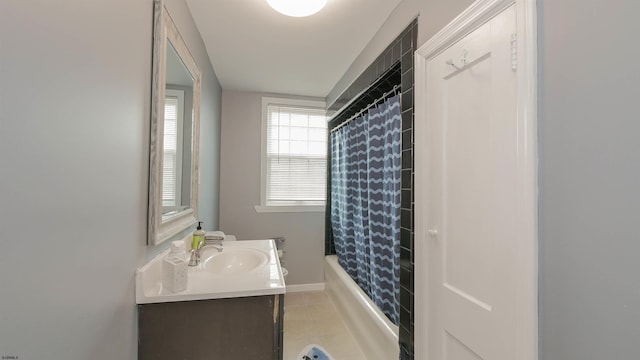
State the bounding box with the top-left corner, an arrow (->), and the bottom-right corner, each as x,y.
446,59 -> 463,70
447,49 -> 469,70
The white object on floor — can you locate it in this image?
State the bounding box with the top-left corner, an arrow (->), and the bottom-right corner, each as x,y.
298,344 -> 334,360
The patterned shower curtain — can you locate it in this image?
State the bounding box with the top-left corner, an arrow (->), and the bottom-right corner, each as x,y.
330,95 -> 402,325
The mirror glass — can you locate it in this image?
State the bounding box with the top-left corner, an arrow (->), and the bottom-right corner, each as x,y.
162,41 -> 193,219
148,0 -> 201,245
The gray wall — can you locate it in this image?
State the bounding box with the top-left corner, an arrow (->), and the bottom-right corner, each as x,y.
219,91 -> 325,285
0,0 -> 221,359
539,0 -> 640,358
327,0 -> 474,105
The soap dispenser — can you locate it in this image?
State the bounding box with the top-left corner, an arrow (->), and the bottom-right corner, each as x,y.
191,221 -> 205,250
163,240 -> 188,292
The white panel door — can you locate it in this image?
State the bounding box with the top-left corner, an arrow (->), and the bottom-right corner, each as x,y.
426,5 -> 518,359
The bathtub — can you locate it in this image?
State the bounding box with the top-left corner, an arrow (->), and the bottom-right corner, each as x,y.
324,255 -> 399,360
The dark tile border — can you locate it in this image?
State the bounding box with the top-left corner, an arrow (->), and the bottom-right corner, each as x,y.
325,19 -> 417,360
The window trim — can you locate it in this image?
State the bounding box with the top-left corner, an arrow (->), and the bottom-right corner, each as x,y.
257,96 -> 327,213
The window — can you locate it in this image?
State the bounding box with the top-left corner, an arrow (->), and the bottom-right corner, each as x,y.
163,89 -> 184,209
256,97 -> 327,213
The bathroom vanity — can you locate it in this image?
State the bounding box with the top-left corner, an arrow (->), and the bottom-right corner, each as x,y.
136,240 -> 286,360
138,294 -> 284,359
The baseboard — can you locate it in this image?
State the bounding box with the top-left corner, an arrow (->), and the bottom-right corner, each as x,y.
286,283 -> 325,293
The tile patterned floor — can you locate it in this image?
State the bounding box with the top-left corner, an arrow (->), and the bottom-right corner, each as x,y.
283,291 -> 366,360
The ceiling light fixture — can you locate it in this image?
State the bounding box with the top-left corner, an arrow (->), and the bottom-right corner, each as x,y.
266,0 -> 327,17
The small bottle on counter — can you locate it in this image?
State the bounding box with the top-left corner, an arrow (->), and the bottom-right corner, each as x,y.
191,221 -> 205,250
163,240 -> 188,292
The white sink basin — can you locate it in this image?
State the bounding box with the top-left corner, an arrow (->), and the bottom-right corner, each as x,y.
202,247 -> 269,274
135,239 -> 285,304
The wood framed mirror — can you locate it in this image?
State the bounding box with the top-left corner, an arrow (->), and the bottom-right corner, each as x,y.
148,0 -> 201,245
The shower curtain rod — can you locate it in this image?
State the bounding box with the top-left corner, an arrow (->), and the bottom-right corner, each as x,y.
329,84 -> 400,134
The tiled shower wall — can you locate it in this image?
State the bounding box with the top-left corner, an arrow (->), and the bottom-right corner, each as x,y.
326,19 -> 417,360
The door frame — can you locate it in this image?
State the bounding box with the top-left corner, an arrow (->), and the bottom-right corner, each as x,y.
414,0 -> 538,358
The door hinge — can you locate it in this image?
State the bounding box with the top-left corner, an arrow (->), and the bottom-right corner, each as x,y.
511,33 -> 517,71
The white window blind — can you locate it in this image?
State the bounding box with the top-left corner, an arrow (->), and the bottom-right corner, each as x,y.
265,103 -> 327,206
163,90 -> 184,207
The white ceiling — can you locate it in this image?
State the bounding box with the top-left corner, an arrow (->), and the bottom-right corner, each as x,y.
186,0 -> 402,98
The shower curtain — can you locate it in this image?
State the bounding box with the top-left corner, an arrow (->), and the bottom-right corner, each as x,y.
330,95 -> 402,325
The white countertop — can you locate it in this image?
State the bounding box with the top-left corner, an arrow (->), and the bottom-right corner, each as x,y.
136,239 -> 285,304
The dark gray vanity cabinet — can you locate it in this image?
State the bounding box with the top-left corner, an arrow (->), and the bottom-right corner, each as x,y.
138,294 -> 284,360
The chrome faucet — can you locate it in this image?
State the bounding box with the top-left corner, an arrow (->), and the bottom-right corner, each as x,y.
188,239 -> 223,266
